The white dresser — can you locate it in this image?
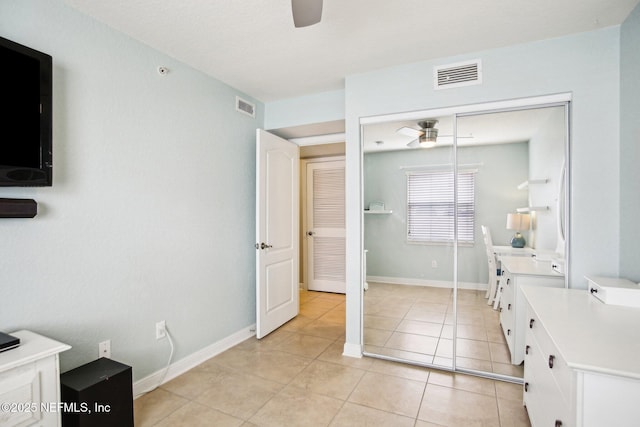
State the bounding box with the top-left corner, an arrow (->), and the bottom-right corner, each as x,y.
522,286 -> 640,427
498,256 -> 565,365
0,331 -> 71,427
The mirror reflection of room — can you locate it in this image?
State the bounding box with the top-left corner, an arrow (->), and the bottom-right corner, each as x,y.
362,105 -> 567,380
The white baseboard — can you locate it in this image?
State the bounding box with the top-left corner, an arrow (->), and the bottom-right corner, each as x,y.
366,275 -> 487,291
133,324 -> 256,398
342,342 -> 362,358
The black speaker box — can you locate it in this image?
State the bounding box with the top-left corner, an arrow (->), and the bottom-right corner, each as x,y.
60,357 -> 133,427
0,198 -> 37,218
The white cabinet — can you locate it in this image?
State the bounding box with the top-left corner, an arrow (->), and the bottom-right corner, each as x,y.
0,331 -> 71,427
498,256 -> 564,365
522,286 -> 640,427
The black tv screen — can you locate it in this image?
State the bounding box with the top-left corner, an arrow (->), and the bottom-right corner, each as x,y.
0,36 -> 52,186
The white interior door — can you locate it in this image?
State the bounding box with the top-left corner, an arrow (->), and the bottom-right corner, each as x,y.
307,160 -> 346,293
256,129 -> 299,339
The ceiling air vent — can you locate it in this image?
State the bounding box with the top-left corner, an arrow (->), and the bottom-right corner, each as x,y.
434,59 -> 482,90
236,96 -> 256,118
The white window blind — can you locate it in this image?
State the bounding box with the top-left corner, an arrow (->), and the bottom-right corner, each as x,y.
407,170 -> 475,243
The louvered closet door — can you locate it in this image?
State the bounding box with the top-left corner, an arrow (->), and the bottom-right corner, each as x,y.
307,160 -> 346,293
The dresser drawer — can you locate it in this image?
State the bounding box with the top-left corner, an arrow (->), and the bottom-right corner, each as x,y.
499,281 -> 515,355
524,334 -> 572,427
586,276 -> 640,308
527,309 -> 572,402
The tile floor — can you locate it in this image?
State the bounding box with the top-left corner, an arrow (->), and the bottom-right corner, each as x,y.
364,282 -> 525,379
134,290 -> 531,426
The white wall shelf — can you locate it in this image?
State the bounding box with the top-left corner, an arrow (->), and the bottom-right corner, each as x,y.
517,179 -> 548,190
517,206 -> 549,213
364,210 -> 393,214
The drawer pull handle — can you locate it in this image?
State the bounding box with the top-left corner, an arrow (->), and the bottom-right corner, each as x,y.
507,278 -> 510,284
525,345 -> 531,355
590,287 -> 598,294
549,354 -> 555,369
555,421 -> 563,427
499,307 -> 503,312
507,329 -> 511,336
529,319 -> 535,328
508,303 -> 511,310
524,382 -> 529,392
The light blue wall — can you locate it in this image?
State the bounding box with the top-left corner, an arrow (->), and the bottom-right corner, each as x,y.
344,28 -> 621,348
0,0 -> 262,380
620,3 -> 640,282
364,143 -> 528,284
264,89 -> 345,130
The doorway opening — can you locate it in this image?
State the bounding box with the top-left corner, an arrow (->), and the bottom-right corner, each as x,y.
257,124 -> 345,340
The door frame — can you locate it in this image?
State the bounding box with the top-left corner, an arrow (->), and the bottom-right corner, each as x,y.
356,93 -> 572,381
300,156 -> 346,291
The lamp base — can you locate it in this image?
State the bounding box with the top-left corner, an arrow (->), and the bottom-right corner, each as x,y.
511,232 -> 526,248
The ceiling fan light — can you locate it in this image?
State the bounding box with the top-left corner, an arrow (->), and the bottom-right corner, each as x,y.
419,140 -> 437,148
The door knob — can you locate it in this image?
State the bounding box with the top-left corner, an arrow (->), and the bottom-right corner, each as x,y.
260,242 -> 273,250
307,231 -> 315,236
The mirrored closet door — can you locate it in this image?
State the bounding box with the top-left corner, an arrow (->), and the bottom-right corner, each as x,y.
362,117 -> 456,371
361,100 -> 569,382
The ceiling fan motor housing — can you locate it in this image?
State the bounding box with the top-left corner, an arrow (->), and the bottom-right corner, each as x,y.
419,120 -> 439,142
418,119 -> 439,129
421,128 -> 438,143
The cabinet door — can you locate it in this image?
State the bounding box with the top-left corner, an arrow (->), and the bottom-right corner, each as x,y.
0,364 -> 42,426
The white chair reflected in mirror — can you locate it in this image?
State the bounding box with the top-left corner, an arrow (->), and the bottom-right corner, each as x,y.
481,225 -> 500,306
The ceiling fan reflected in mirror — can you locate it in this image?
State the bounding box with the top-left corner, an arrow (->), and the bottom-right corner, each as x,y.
397,120 -> 473,148
292,0 -> 323,28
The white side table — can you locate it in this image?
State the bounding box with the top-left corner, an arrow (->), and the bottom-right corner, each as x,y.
0,330 -> 71,427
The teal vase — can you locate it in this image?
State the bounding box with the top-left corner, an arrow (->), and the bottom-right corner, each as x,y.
511,232 -> 526,248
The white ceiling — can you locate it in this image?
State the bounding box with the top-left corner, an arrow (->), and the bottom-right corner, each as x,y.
63,0 -> 639,103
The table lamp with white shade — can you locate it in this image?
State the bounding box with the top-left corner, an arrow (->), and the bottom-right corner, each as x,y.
506,212 -> 530,248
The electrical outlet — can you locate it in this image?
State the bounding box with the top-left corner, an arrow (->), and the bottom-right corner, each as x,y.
99,340 -> 111,358
431,260 -> 438,268
156,321 -> 166,340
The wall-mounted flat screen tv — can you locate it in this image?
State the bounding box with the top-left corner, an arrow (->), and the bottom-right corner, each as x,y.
0,36 -> 52,187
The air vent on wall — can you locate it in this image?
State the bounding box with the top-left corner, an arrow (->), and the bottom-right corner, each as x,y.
434,59 -> 482,90
235,96 -> 256,118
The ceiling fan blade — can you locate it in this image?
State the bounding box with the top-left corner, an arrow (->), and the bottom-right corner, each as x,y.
292,0 -> 323,28
397,126 -> 423,138
406,139 -> 420,148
